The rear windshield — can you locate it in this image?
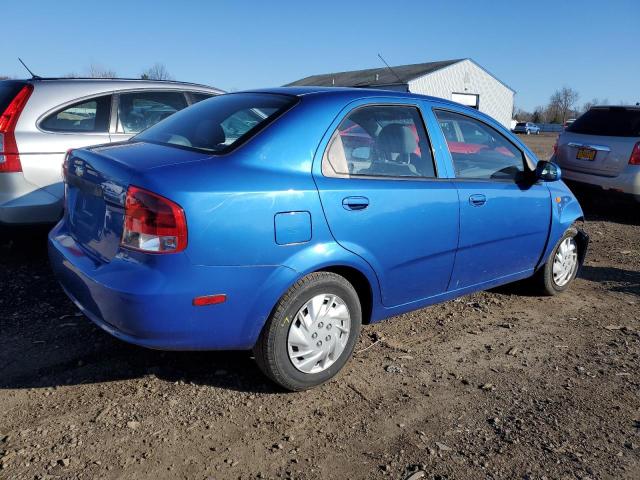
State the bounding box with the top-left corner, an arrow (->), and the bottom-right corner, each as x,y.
516,122 -> 526,127
0,81 -> 28,113
134,93 -> 297,154
567,107 -> 640,137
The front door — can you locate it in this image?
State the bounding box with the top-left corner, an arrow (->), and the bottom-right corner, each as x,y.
433,108 -> 551,289
314,103 -> 459,307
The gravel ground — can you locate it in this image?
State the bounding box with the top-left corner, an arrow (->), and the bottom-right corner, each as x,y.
1,136 -> 638,480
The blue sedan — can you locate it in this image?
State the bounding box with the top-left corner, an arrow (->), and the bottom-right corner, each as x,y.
49,88 -> 588,390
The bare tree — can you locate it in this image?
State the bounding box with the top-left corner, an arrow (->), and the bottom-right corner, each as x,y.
581,98 -> 598,113
87,64 -> 117,78
548,87 -> 579,124
513,107 -> 532,122
531,106 -> 545,124
140,63 -> 173,81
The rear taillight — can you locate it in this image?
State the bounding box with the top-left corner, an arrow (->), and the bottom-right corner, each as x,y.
121,186 -> 187,253
629,142 -> 640,166
0,84 -> 33,173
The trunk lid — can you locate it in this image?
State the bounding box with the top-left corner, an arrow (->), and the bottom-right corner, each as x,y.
64,141 -> 209,262
65,150 -> 132,262
556,106 -> 640,176
556,132 -> 638,176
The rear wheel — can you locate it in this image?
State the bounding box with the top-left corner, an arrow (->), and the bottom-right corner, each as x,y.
534,227 -> 580,295
253,272 -> 361,391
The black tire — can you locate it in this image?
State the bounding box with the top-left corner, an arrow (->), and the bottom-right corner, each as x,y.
534,227 -> 580,295
253,272 -> 362,391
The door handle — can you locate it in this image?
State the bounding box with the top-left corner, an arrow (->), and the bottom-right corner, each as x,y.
469,194 -> 486,207
342,196 -> 369,211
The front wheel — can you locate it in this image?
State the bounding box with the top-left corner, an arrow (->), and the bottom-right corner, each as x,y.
534,227 -> 581,295
253,272 -> 362,391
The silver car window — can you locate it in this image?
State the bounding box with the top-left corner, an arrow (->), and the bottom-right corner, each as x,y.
40,96 -> 111,133
117,91 -> 188,134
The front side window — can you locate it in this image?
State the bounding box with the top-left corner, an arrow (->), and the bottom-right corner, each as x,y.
323,105 -> 435,178
117,91 -> 188,134
435,110 -> 525,181
41,96 -> 111,133
134,93 -> 296,153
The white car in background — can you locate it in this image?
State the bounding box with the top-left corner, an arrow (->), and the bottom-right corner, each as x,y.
552,106 -> 640,202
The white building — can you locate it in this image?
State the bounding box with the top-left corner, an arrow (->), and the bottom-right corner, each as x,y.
286,58 -> 515,128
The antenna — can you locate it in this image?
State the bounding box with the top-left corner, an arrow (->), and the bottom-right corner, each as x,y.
18,58 -> 40,79
377,53 -> 402,84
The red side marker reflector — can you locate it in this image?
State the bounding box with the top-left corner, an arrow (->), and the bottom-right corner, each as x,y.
193,294 -> 227,306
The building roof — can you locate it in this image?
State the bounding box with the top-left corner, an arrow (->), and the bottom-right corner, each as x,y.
286,59 -> 464,88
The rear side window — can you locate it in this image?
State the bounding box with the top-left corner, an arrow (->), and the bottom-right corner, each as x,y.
41,96 -> 111,133
323,105 -> 436,178
134,93 -> 296,154
567,107 -> 640,137
117,91 -> 188,134
0,81 -> 28,113
435,110 -> 525,181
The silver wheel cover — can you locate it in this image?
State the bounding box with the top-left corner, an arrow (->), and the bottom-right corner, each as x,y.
287,294 -> 351,374
552,237 -> 578,287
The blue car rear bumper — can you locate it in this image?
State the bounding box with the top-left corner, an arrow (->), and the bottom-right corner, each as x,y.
48,223 -> 295,350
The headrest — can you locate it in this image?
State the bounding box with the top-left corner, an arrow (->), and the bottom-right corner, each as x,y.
377,124 -> 417,155
194,120 -> 226,149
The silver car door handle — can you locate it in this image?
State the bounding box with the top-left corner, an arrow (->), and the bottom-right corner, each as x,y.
567,142 -> 611,152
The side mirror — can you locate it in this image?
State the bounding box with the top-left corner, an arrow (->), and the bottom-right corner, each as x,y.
535,160 -> 561,182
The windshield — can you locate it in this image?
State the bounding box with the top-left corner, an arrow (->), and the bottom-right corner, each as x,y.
567,107 -> 640,137
134,93 -> 297,153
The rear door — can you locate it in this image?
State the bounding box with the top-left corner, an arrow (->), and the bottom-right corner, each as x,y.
109,90 -> 189,142
19,94 -> 113,201
556,107 -> 640,176
313,100 -> 459,307
433,107 -> 551,290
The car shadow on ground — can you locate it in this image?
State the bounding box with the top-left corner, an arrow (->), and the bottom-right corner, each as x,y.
0,236 -> 284,395
1,189 -> 636,395
579,265 -> 640,296
567,186 -> 639,226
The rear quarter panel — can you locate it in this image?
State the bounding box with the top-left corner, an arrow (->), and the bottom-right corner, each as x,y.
138,94 -> 383,283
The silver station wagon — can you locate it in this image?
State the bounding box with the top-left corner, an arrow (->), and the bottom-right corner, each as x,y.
0,78 -> 222,226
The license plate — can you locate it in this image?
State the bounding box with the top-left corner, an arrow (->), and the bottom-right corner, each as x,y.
576,147 -> 597,161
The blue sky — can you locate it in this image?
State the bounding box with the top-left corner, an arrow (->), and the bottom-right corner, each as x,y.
2,0 -> 637,111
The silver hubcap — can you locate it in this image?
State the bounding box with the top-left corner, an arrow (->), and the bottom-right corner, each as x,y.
287,294 -> 351,374
552,237 -> 578,287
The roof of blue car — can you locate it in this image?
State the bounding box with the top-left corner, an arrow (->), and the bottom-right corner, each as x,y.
242,86 -> 461,107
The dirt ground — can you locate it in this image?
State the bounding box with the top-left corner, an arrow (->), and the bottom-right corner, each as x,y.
1,135 -> 639,480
